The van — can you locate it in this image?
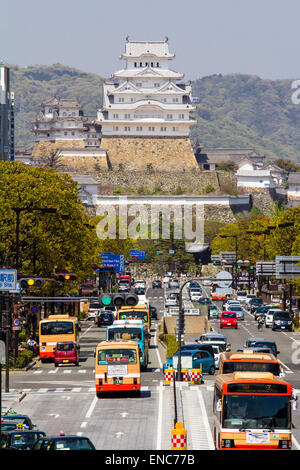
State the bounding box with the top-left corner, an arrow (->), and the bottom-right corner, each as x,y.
54,342 -> 79,367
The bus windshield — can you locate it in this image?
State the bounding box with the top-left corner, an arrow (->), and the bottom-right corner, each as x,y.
223,362 -> 281,375
119,310 -> 149,322
97,348 -> 137,364
40,321 -> 74,335
222,394 -> 291,429
107,328 -> 142,341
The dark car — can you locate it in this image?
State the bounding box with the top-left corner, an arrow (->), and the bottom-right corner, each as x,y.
31,435 -> 96,451
244,338 -> 280,357
0,430 -> 46,450
135,287 -> 145,295
97,311 -> 114,327
272,311 -> 293,332
248,298 -> 263,312
1,414 -> 36,430
150,305 -> 158,320
181,343 -> 215,359
152,280 -> 162,289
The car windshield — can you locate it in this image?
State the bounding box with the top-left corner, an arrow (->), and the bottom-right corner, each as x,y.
248,342 -> 276,355
11,432 -> 44,450
274,312 -> 291,320
57,343 -> 75,351
41,321 -> 74,335
107,328 -> 142,341
222,313 -> 236,318
54,437 -> 94,450
1,423 -> 18,431
237,291 -> 246,296
229,306 -> 242,311
203,336 -> 225,342
223,361 -> 281,375
98,348 -> 137,364
222,395 -> 291,429
90,304 -> 101,309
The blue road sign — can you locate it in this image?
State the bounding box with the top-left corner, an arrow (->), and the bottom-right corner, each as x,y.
99,253 -> 125,273
0,269 -> 18,292
130,250 -> 146,260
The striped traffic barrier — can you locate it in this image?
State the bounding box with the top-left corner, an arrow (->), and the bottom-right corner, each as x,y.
171,421 -> 187,450
181,368 -> 189,382
190,368 -> 203,384
164,368 -> 175,385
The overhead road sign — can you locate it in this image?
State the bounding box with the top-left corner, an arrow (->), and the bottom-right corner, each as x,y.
0,270 -> 17,292
256,261 -> 276,277
220,251 -> 237,263
130,250 -> 146,260
100,253 -> 125,273
275,256 -> 300,279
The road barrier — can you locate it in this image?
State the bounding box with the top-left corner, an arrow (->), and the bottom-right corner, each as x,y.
164,367 -> 203,385
171,422 -> 187,450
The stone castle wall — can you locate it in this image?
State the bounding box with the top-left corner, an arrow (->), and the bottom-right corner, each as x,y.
101,136 -> 199,171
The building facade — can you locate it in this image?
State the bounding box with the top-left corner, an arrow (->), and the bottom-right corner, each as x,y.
33,97 -> 101,147
97,38 -> 199,171
0,64 -> 14,161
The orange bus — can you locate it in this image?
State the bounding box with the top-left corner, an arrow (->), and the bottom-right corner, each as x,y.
218,351 -> 282,376
213,372 -> 293,450
39,314 -> 78,362
95,340 -> 140,397
117,305 -> 150,333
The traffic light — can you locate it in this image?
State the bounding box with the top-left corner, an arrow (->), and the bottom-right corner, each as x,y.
19,277 -> 44,289
100,292 -> 139,309
54,273 -> 77,283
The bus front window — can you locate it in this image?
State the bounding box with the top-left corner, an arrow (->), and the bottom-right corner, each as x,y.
222,395 -> 291,429
98,348 -> 137,365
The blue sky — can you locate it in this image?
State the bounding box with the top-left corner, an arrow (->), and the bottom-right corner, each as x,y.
2,0 -> 300,80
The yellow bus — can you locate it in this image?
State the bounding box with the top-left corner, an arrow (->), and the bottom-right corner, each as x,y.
39,314 -> 78,362
218,351 -> 282,376
117,305 -> 150,332
213,372 -> 293,450
95,340 -> 140,397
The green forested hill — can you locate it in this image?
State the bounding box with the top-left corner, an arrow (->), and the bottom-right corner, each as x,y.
9,64 -> 300,162
191,74 -> 300,162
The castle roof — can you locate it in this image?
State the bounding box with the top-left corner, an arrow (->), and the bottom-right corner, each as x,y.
120,39 -> 174,60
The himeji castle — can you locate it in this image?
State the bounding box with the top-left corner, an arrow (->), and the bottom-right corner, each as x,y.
97,38 -> 199,171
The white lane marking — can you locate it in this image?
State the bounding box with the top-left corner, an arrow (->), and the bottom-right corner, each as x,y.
85,395 -> 98,419
196,389 -> 215,450
156,382 -> 163,450
293,435 -> 300,450
48,369 -> 58,374
80,422 -> 87,428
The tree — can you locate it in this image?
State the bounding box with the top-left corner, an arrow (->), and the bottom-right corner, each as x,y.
0,162 -> 101,290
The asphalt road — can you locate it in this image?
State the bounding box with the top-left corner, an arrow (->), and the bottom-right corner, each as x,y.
4,280 -> 300,450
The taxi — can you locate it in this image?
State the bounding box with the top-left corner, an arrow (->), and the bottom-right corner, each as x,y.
0,424 -> 46,450
220,311 -> 238,329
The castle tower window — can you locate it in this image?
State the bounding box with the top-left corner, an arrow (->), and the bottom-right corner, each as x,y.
119,98 -> 124,103
148,126 -> 155,132
134,62 -> 137,67
156,62 -> 160,67
140,62 -> 142,67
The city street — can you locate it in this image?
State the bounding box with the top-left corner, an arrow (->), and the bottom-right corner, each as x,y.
2,281 -> 300,450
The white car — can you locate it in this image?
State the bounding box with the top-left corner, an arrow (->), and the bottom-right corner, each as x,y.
190,292 -> 202,302
212,345 -> 221,369
265,308 -> 282,328
202,280 -> 212,286
165,293 -> 179,307
236,291 -> 247,303
163,276 -> 172,284
87,303 -> 102,320
135,280 -> 146,289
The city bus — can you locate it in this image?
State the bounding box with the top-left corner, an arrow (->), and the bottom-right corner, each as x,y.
218,351 -> 282,376
106,320 -> 149,370
95,340 -> 140,397
213,372 -> 293,450
39,314 -> 78,362
117,305 -> 150,333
